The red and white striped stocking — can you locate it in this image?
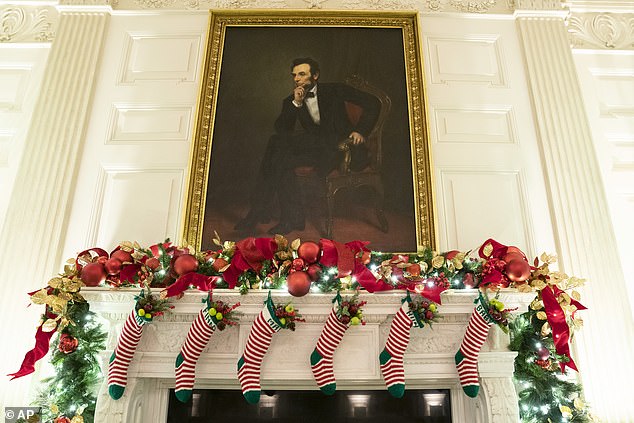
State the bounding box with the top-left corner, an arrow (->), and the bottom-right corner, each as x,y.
237,294 -> 282,404
310,299 -> 348,395
108,310 -> 147,399
379,297 -> 420,398
455,293 -> 495,397
174,306 -> 217,403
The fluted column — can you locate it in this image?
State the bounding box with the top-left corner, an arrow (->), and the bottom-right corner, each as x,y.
516,12 -> 634,422
0,7 -> 109,408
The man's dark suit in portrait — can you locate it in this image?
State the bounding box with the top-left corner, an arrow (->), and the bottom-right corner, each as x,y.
235,57 -> 381,235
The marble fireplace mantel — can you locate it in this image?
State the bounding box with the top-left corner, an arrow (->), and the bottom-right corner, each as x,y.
83,288 -> 536,423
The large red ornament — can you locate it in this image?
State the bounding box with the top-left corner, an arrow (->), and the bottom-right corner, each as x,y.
58,333 -> 79,354
307,264 -> 322,281
298,241 -> 321,264
54,417 -> 71,423
287,271 -> 311,297
173,254 -> 199,276
80,262 -> 106,287
506,259 -> 531,282
111,249 -> 133,264
105,258 -> 123,275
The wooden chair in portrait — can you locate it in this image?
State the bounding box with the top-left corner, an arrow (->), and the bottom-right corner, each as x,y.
295,75 -> 392,238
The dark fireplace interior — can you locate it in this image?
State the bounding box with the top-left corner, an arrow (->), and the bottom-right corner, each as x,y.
167,389 -> 452,422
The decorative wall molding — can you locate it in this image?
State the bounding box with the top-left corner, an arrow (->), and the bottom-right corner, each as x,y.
509,0 -> 563,10
568,13 -> 634,50
0,6 -> 56,43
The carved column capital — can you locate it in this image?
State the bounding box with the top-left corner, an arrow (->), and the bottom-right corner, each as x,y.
568,12 -> 634,50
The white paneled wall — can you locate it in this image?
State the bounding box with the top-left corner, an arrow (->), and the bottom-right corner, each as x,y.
0,44 -> 50,233
574,50 -> 634,316
61,13 -> 208,260
421,15 -> 556,255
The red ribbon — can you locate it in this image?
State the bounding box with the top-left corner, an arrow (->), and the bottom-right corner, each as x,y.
541,285 -> 585,372
162,272 -> 220,298
319,239 -> 391,293
8,312 -> 57,380
222,237 -> 277,288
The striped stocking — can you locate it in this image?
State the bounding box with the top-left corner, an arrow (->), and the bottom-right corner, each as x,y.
237,294 -> 282,404
174,306 -> 217,403
379,298 -> 420,398
310,300 -> 348,395
108,310 -> 147,400
455,293 -> 495,398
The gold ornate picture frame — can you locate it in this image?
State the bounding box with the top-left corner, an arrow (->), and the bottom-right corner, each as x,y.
182,10 -> 435,253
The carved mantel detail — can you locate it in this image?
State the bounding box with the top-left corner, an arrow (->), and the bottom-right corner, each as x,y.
568,13 -> 634,50
0,6 -> 56,43
83,288 -> 534,423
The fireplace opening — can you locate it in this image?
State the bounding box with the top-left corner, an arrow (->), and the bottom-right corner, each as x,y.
167,389 -> 452,422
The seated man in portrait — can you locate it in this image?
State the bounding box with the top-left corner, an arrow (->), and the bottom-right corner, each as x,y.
235,57 -> 381,235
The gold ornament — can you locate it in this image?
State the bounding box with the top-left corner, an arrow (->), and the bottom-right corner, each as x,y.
536,311 -> 548,320
559,405 -> 572,418
71,414 -> 85,423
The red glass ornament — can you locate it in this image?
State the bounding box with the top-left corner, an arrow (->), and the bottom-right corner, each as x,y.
307,264 -> 322,281
54,417 -> 71,423
287,271 -> 311,297
298,241 -> 321,264
506,259 -> 531,282
104,258 -> 123,275
536,346 -> 550,361
173,254 -> 199,276
111,249 -> 133,264
80,262 -> 106,287
292,258 -> 305,271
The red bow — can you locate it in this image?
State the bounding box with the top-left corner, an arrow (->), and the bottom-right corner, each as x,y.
222,237 -> 277,288
320,239 -> 391,293
541,285 -> 587,372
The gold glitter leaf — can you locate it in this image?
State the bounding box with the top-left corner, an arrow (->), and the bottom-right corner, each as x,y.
536,311 -> 548,320
559,405 -> 572,418
482,243 -> 493,258
71,415 -> 84,423
573,397 -> 585,410
42,319 -> 58,332
31,289 -> 48,305
291,238 -> 301,251
431,256 -> 445,269
120,241 -> 135,252
48,277 -> 63,289
571,290 -> 581,301
58,292 -> 72,301
541,322 -> 551,336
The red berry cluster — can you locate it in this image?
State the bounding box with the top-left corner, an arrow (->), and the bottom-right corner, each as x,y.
337,294 -> 367,326
273,302 -> 305,331
409,297 -> 439,324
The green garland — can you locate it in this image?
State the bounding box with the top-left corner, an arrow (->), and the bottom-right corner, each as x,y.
35,302 -> 107,423
510,304 -> 593,422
